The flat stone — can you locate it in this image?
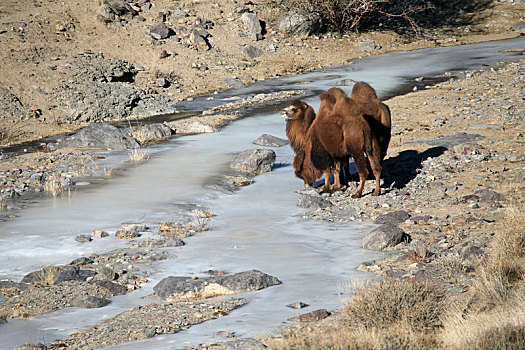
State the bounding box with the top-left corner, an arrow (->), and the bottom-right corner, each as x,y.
475,189 -> 505,203
374,210 -> 410,225
243,45 -> 263,59
153,270 -> 281,301
92,229 -> 109,238
56,123 -> 140,150
149,22 -> 172,39
359,39 -> 381,53
287,302 -> 309,309
297,194 -> 331,209
222,338 -> 267,349
129,123 -> 174,143
288,309 -> 330,322
511,21 -> 525,32
92,280 -> 128,295
70,295 -> 111,309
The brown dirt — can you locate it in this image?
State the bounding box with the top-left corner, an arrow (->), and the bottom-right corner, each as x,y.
0,0 -> 523,148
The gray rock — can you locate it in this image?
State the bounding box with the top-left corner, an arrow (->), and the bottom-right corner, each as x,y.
98,5 -> 116,23
16,343 -> 48,350
92,230 -> 109,238
243,45 -> 263,59
70,257 -> 94,266
70,295 -> 111,309
359,39 -> 382,53
129,123 -> 174,143
94,267 -> 118,281
156,77 -> 169,87
475,189 -> 505,203
153,270 -> 281,300
278,10 -> 321,36
0,318 -> 6,325
297,194 -> 331,209
56,123 -> 140,150
374,210 -> 411,225
230,149 -> 276,174
150,22 -> 172,39
253,134 -> 288,147
103,0 -> 137,16
287,302 -> 309,309
222,338 -> 267,349
169,119 -> 217,134
92,280 -> 128,295
511,21 -> 525,32
241,12 -> 263,41
288,309 -> 330,322
53,267 -> 96,285
362,223 -> 409,251
76,234 -> 93,243
224,77 -> 246,89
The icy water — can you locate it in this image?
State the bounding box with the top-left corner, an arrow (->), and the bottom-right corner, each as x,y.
0,37 -> 524,349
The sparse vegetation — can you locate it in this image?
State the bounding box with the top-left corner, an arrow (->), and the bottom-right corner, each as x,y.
282,0 -> 431,33
158,209 -> 213,238
128,148 -> 150,162
43,176 -> 65,197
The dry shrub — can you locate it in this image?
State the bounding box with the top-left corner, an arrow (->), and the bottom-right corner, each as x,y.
282,0 -> 431,32
429,253 -> 472,285
442,288 -> 525,349
157,210 -> 213,238
343,278 -> 445,332
265,319 -> 439,350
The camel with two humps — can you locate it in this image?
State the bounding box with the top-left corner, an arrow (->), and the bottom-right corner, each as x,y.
294,88 -> 383,198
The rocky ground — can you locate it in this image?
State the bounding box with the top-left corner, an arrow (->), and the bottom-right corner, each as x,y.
1,0 -> 525,349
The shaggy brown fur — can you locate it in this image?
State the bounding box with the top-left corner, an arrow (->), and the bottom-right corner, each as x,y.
350,82 -> 392,162
280,98 -> 316,154
295,90 -> 382,198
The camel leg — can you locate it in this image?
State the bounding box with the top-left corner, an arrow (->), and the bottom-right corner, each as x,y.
321,169 -> 332,193
333,162 -> 341,191
370,159 -> 382,196
352,156 -> 369,198
339,158 -> 349,188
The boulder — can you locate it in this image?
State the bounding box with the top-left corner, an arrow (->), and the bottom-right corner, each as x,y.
362,223 -> 409,251
150,22 -> 172,39
241,12 -> 263,41
129,123 -> 174,143
70,295 -> 111,309
153,270 -> 281,301
511,21 -> 525,32
230,149 -> 276,174
253,134 -> 288,147
277,10 -> 321,36
224,77 -> 246,89
56,123 -> 140,150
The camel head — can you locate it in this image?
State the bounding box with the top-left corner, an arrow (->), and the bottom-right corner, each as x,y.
280,98 -> 315,124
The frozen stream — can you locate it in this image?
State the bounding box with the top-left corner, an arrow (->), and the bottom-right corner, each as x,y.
0,37 -> 524,349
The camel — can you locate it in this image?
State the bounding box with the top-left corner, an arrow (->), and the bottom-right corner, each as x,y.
294,89 -> 382,198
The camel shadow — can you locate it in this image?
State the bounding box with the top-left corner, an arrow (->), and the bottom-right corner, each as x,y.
380,146 -> 447,190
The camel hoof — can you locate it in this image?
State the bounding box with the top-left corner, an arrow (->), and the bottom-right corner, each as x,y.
351,193 -> 362,199
372,190 -> 381,196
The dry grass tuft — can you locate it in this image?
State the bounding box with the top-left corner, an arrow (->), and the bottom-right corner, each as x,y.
128,148 -> 150,162
343,278 -> 445,332
43,177 -> 65,197
158,210 -> 213,238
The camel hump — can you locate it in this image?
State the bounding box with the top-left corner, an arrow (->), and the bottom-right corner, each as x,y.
319,91 -> 336,108
352,81 -> 378,101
